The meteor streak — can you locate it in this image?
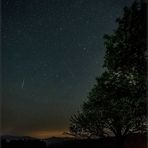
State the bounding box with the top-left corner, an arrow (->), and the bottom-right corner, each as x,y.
22,79 -> 25,89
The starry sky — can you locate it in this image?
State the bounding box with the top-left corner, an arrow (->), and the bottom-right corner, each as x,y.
2,0 -> 134,138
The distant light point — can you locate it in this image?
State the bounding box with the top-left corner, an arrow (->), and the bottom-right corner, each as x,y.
59,27 -> 63,31
83,47 -> 87,51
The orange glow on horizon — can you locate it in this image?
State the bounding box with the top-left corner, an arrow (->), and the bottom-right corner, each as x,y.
28,130 -> 68,139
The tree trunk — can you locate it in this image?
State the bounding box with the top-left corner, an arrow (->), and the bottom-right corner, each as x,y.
116,135 -> 126,148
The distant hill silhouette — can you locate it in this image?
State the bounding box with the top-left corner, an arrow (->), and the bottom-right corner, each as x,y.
1,133 -> 146,148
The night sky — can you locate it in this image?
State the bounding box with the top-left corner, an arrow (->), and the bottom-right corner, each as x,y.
2,0 -> 134,138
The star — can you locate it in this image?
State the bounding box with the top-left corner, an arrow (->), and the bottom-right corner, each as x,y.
55,74 -> 60,78
83,47 -> 87,51
43,73 -> 47,77
59,27 -> 63,31
86,20 -> 89,24
6,0 -> 9,5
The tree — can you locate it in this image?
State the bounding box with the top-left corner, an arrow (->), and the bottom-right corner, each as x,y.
69,1 -> 147,139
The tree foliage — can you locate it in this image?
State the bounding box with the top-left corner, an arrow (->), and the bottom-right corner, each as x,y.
69,1 -> 147,138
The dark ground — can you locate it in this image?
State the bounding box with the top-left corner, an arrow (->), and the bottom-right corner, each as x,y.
1,133 -> 146,148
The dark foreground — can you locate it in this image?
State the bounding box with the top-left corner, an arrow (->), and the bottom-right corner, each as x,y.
1,134 -> 146,148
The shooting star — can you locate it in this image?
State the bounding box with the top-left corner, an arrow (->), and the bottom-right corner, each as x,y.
21,79 -> 25,89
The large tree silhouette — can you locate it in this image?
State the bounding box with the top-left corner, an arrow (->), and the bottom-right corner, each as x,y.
69,1 -> 147,139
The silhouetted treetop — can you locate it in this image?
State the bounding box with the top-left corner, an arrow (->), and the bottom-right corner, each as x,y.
69,1 -> 147,139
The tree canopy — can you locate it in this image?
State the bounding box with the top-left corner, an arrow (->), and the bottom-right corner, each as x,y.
69,1 -> 147,139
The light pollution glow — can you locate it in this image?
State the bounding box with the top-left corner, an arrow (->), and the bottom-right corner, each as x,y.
28,130 -> 69,138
